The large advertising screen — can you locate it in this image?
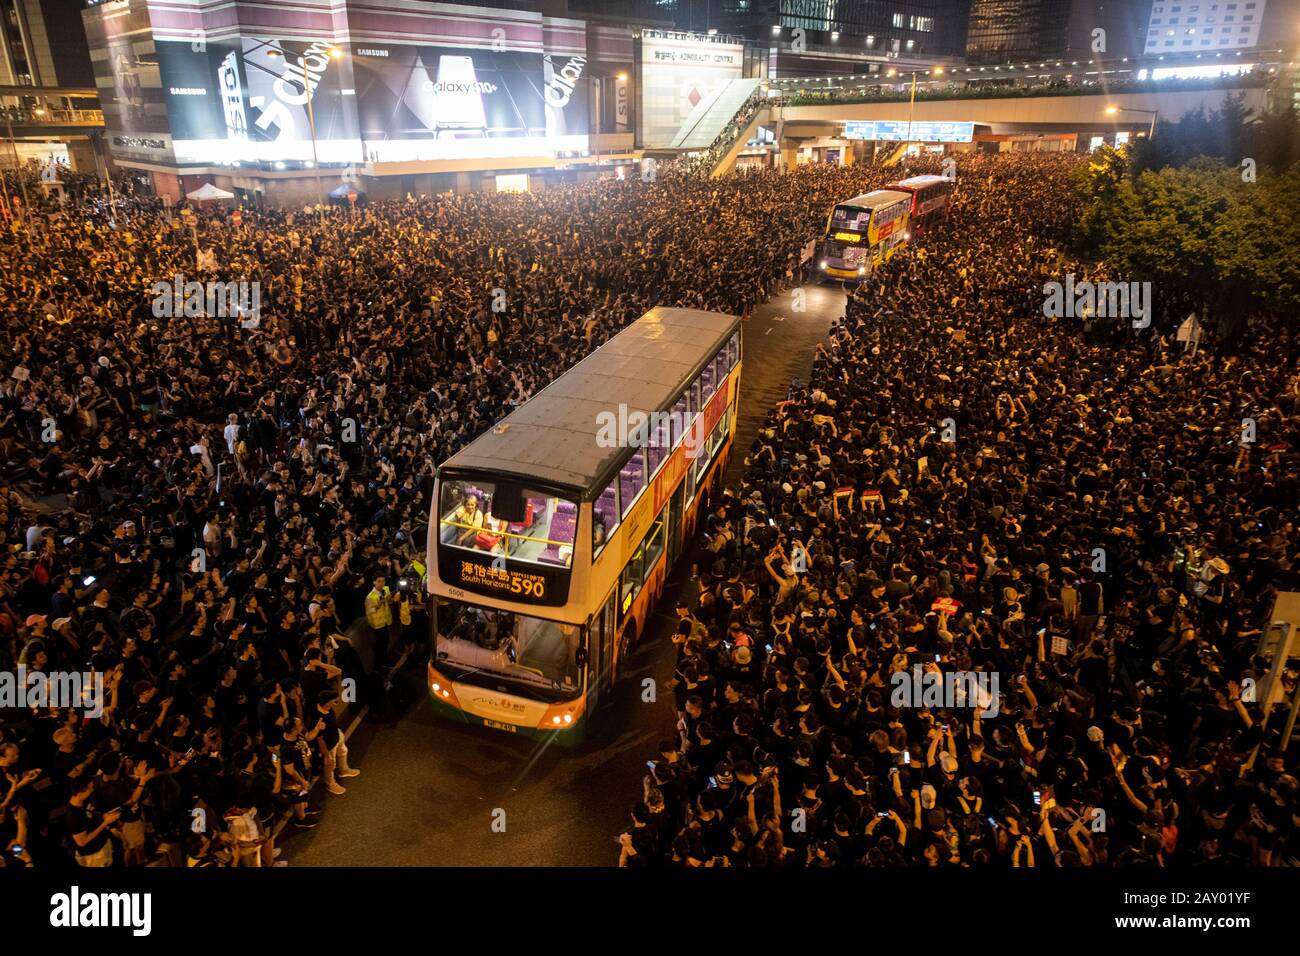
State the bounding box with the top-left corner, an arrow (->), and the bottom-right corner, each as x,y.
351,44 -> 588,163
156,37 -> 363,165
639,33 -> 743,149
152,38 -> 587,165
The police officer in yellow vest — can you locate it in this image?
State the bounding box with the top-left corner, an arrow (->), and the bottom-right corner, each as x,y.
365,572 -> 395,673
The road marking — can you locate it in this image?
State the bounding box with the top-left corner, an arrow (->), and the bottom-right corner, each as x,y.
765,327 -> 773,335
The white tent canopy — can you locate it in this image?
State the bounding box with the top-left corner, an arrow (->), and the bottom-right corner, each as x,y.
186,183 -> 235,201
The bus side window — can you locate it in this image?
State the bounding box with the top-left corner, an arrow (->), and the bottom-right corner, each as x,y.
698,363 -> 715,404
620,449 -> 646,517
642,512 -> 665,573
594,478 -> 619,559
647,415 -> 670,477
671,391 -> 688,447
621,543 -> 645,612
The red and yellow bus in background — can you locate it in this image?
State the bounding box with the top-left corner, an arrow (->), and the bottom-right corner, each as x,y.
887,174 -> 953,237
817,189 -> 911,281
426,307 -> 742,744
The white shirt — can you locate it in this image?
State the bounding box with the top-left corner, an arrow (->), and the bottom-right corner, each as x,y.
26,524 -> 50,551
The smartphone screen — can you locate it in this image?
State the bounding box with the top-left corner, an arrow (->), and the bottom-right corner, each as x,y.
903,750 -> 911,766
1033,790 -> 1041,806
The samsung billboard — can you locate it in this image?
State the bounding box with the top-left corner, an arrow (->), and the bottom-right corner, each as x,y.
144,37 -> 588,166
155,37 -> 363,165
352,44 -> 588,163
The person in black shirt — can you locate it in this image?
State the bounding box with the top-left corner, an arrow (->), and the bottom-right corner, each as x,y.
306,690 -> 358,796
67,774 -> 120,867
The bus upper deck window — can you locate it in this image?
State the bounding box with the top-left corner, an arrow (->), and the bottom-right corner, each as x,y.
647,416 -> 670,476
593,478 -> 619,558
620,450 -> 646,517
699,363 -> 715,402
671,392 -> 688,446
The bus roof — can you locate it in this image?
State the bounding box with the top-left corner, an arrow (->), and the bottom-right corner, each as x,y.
439,307 -> 740,495
891,175 -> 950,190
838,189 -> 912,210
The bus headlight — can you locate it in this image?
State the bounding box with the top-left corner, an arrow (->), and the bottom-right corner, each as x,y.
818,260 -> 827,270
428,664 -> 461,709
858,266 -> 866,275
904,231 -> 912,240
541,700 -> 584,729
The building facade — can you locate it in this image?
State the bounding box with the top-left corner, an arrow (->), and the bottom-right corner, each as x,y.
1144,0 -> 1269,53
2,0 -> 94,85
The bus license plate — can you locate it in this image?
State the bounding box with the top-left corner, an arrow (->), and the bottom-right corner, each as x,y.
483,719 -> 516,733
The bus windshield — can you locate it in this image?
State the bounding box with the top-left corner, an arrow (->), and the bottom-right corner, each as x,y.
435,599 -> 583,702
438,477 -> 578,569
829,205 -> 871,234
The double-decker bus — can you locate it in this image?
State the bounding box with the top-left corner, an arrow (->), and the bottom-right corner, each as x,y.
426,307 -> 742,744
887,174 -> 953,237
816,189 -> 911,281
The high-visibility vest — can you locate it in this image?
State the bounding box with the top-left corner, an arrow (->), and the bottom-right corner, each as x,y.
365,587 -> 392,629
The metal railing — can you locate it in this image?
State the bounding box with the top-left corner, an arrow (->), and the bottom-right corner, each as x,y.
0,106 -> 103,125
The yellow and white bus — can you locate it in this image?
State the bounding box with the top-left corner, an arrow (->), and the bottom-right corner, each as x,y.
426,307 -> 742,744
816,188 -> 912,281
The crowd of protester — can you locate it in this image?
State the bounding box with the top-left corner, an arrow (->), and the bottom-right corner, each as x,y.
3,147 -> 1295,870
0,156 -> 915,866
618,154 -> 1300,867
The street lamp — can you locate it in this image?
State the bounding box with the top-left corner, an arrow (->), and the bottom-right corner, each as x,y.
901,67 -> 944,156
1106,104 -> 1158,138
267,45 -> 341,220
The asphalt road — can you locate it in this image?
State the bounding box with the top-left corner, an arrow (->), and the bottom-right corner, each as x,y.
284,282 -> 845,866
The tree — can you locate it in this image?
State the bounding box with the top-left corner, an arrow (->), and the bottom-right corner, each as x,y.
1256,101 -> 1299,173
